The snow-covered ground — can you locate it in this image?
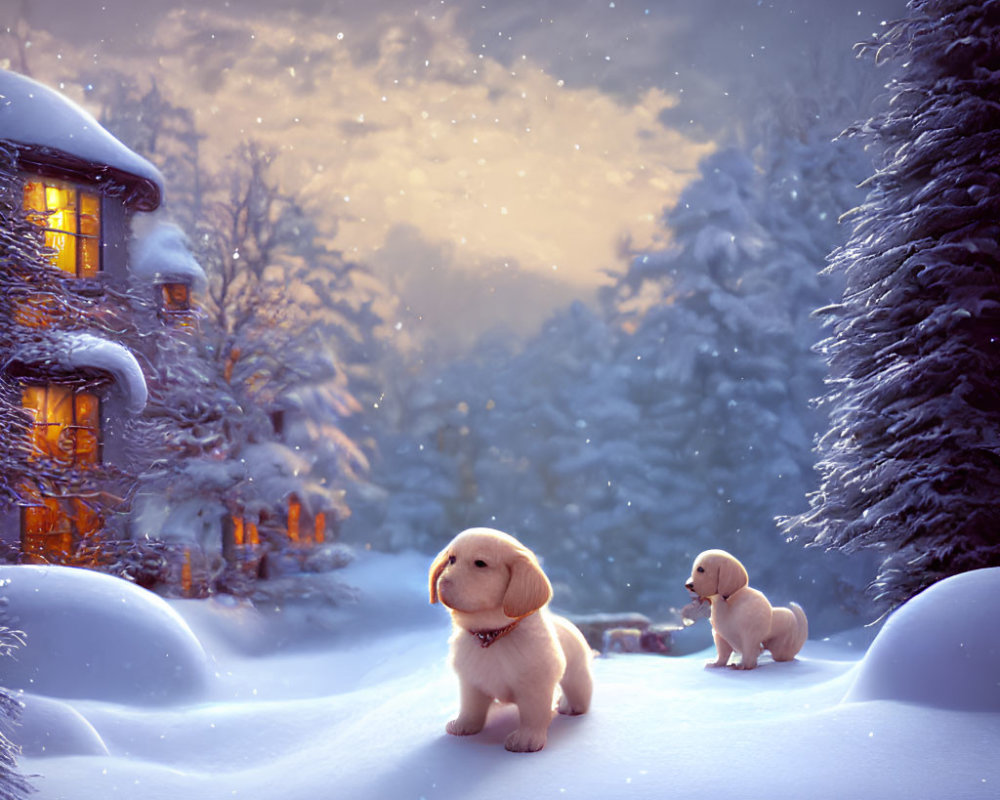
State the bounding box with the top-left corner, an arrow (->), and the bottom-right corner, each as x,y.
3,555 -> 999,800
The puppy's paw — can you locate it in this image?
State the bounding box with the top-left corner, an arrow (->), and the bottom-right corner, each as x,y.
504,728 -> 547,752
730,661 -> 757,671
446,718 -> 484,736
557,694 -> 587,716
704,659 -> 728,669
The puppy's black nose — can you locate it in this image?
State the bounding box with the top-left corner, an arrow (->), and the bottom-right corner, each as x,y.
684,580 -> 694,591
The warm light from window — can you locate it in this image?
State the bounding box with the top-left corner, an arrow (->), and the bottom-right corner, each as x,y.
181,548 -> 193,595
232,516 -> 260,547
160,282 -> 191,313
23,178 -> 101,278
288,496 -> 301,542
22,384 -> 100,465
20,383 -> 102,561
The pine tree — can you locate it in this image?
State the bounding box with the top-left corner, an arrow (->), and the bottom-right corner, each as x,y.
1,626 -> 32,800
600,137 -> 854,600
787,0 -> 1000,609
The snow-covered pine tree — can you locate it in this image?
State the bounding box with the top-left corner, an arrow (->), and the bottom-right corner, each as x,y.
0,625 -> 31,800
598,105 -> 870,617
350,118 -> 868,618
451,303 -> 640,611
787,0 -> 1000,609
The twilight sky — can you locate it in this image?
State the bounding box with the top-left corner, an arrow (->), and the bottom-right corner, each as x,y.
2,0 -> 907,342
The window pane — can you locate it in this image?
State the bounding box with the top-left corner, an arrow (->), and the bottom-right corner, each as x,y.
22,497 -> 74,562
23,177 -> 101,277
47,229 -> 77,274
22,384 -> 100,465
161,283 -> 191,312
79,192 -> 100,234
45,184 -> 77,232
287,496 -> 301,542
74,392 -> 100,465
23,180 -> 47,224
80,236 -> 100,278
79,192 -> 101,278
22,383 -> 72,460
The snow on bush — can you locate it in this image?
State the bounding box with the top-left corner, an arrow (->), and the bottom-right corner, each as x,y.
0,565 -> 211,705
16,693 -> 109,758
844,567 -> 1000,711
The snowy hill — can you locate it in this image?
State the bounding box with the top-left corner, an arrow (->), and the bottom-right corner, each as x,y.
2,557 -> 998,800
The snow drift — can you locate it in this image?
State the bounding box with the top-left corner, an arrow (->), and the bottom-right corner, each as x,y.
0,565 -> 210,706
844,566 -> 1000,711
5,557 -> 999,800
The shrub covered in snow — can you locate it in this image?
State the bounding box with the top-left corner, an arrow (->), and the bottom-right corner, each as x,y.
844,567 -> 1000,710
0,623 -> 31,800
0,565 -> 211,705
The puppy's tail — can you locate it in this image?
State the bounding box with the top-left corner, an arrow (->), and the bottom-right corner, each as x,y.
789,602 -> 808,657
767,601 -> 808,662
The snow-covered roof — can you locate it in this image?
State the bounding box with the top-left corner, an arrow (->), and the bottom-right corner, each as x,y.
130,222 -> 207,289
10,330 -> 148,413
237,441 -> 344,516
0,69 -> 163,210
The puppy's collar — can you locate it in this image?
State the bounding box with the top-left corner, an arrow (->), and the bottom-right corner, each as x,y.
468,619 -> 520,648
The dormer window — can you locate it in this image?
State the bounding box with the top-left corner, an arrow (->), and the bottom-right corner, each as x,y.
23,177 -> 101,278
160,282 -> 192,314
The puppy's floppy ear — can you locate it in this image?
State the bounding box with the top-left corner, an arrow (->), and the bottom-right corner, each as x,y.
503,549 -> 553,618
717,553 -> 749,598
429,546 -> 451,605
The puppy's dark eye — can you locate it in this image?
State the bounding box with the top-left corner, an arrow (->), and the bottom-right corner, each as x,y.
474,560 -> 488,568
696,566 -> 705,573
448,555 -> 456,565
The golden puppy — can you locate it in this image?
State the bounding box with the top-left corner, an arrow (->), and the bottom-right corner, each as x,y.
685,549 -> 808,670
429,527 -> 593,752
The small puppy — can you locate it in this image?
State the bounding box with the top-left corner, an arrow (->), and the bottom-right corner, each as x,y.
429,527 -> 593,752
685,549 -> 808,670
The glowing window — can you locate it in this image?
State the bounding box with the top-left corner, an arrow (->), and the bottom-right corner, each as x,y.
20,383 -> 102,561
314,511 -> 326,544
287,495 -> 302,543
23,178 -> 102,278
22,384 -> 100,465
232,516 -> 260,547
160,282 -> 192,313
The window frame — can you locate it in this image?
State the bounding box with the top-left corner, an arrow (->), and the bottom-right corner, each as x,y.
19,381 -> 104,561
22,175 -> 103,279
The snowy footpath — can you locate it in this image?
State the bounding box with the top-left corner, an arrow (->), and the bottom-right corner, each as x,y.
2,554 -> 999,800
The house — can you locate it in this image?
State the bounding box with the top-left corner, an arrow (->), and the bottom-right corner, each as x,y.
0,69 -> 191,565
0,69 -> 344,595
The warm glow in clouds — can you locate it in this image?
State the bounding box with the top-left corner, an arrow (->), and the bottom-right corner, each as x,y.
25,5 -> 712,291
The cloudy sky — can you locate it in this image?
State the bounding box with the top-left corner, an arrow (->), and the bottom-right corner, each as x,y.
3,0 -> 907,342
